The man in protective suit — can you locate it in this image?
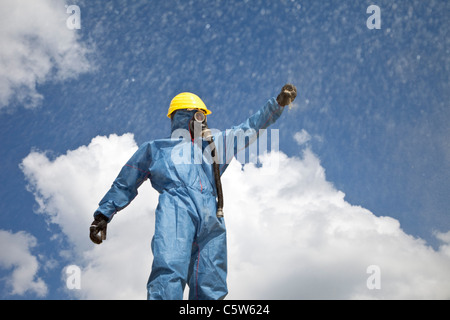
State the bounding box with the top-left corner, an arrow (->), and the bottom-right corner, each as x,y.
90,84 -> 297,300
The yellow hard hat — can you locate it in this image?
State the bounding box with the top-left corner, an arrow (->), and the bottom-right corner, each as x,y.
167,92 -> 212,118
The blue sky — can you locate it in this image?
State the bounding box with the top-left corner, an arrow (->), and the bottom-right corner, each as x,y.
0,0 -> 449,299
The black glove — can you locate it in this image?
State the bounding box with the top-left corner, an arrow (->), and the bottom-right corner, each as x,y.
276,84 -> 297,107
90,214 -> 108,244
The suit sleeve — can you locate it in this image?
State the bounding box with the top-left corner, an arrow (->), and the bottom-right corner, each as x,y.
215,97 -> 284,174
94,142 -> 152,222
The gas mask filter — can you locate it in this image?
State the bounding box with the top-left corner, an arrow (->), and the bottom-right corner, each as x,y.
189,110 -> 212,141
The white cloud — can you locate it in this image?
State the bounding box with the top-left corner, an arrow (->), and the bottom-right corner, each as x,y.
224,151 -> 450,299
293,129 -> 311,145
293,129 -> 323,147
21,133 -> 156,299
0,0 -> 92,110
20,134 -> 450,299
0,230 -> 48,296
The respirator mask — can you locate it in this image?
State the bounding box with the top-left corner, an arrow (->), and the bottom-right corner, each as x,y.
189,110 -> 213,141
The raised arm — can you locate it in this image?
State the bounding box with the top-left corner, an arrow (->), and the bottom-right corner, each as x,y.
215,84 -> 297,173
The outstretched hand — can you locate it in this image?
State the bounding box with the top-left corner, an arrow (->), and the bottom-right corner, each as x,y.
276,84 -> 297,107
90,214 -> 108,244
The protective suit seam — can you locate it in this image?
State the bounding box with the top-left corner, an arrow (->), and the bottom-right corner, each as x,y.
124,163 -> 151,176
193,242 -> 200,300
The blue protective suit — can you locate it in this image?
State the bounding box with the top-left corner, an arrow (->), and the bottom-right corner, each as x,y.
94,97 -> 284,300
